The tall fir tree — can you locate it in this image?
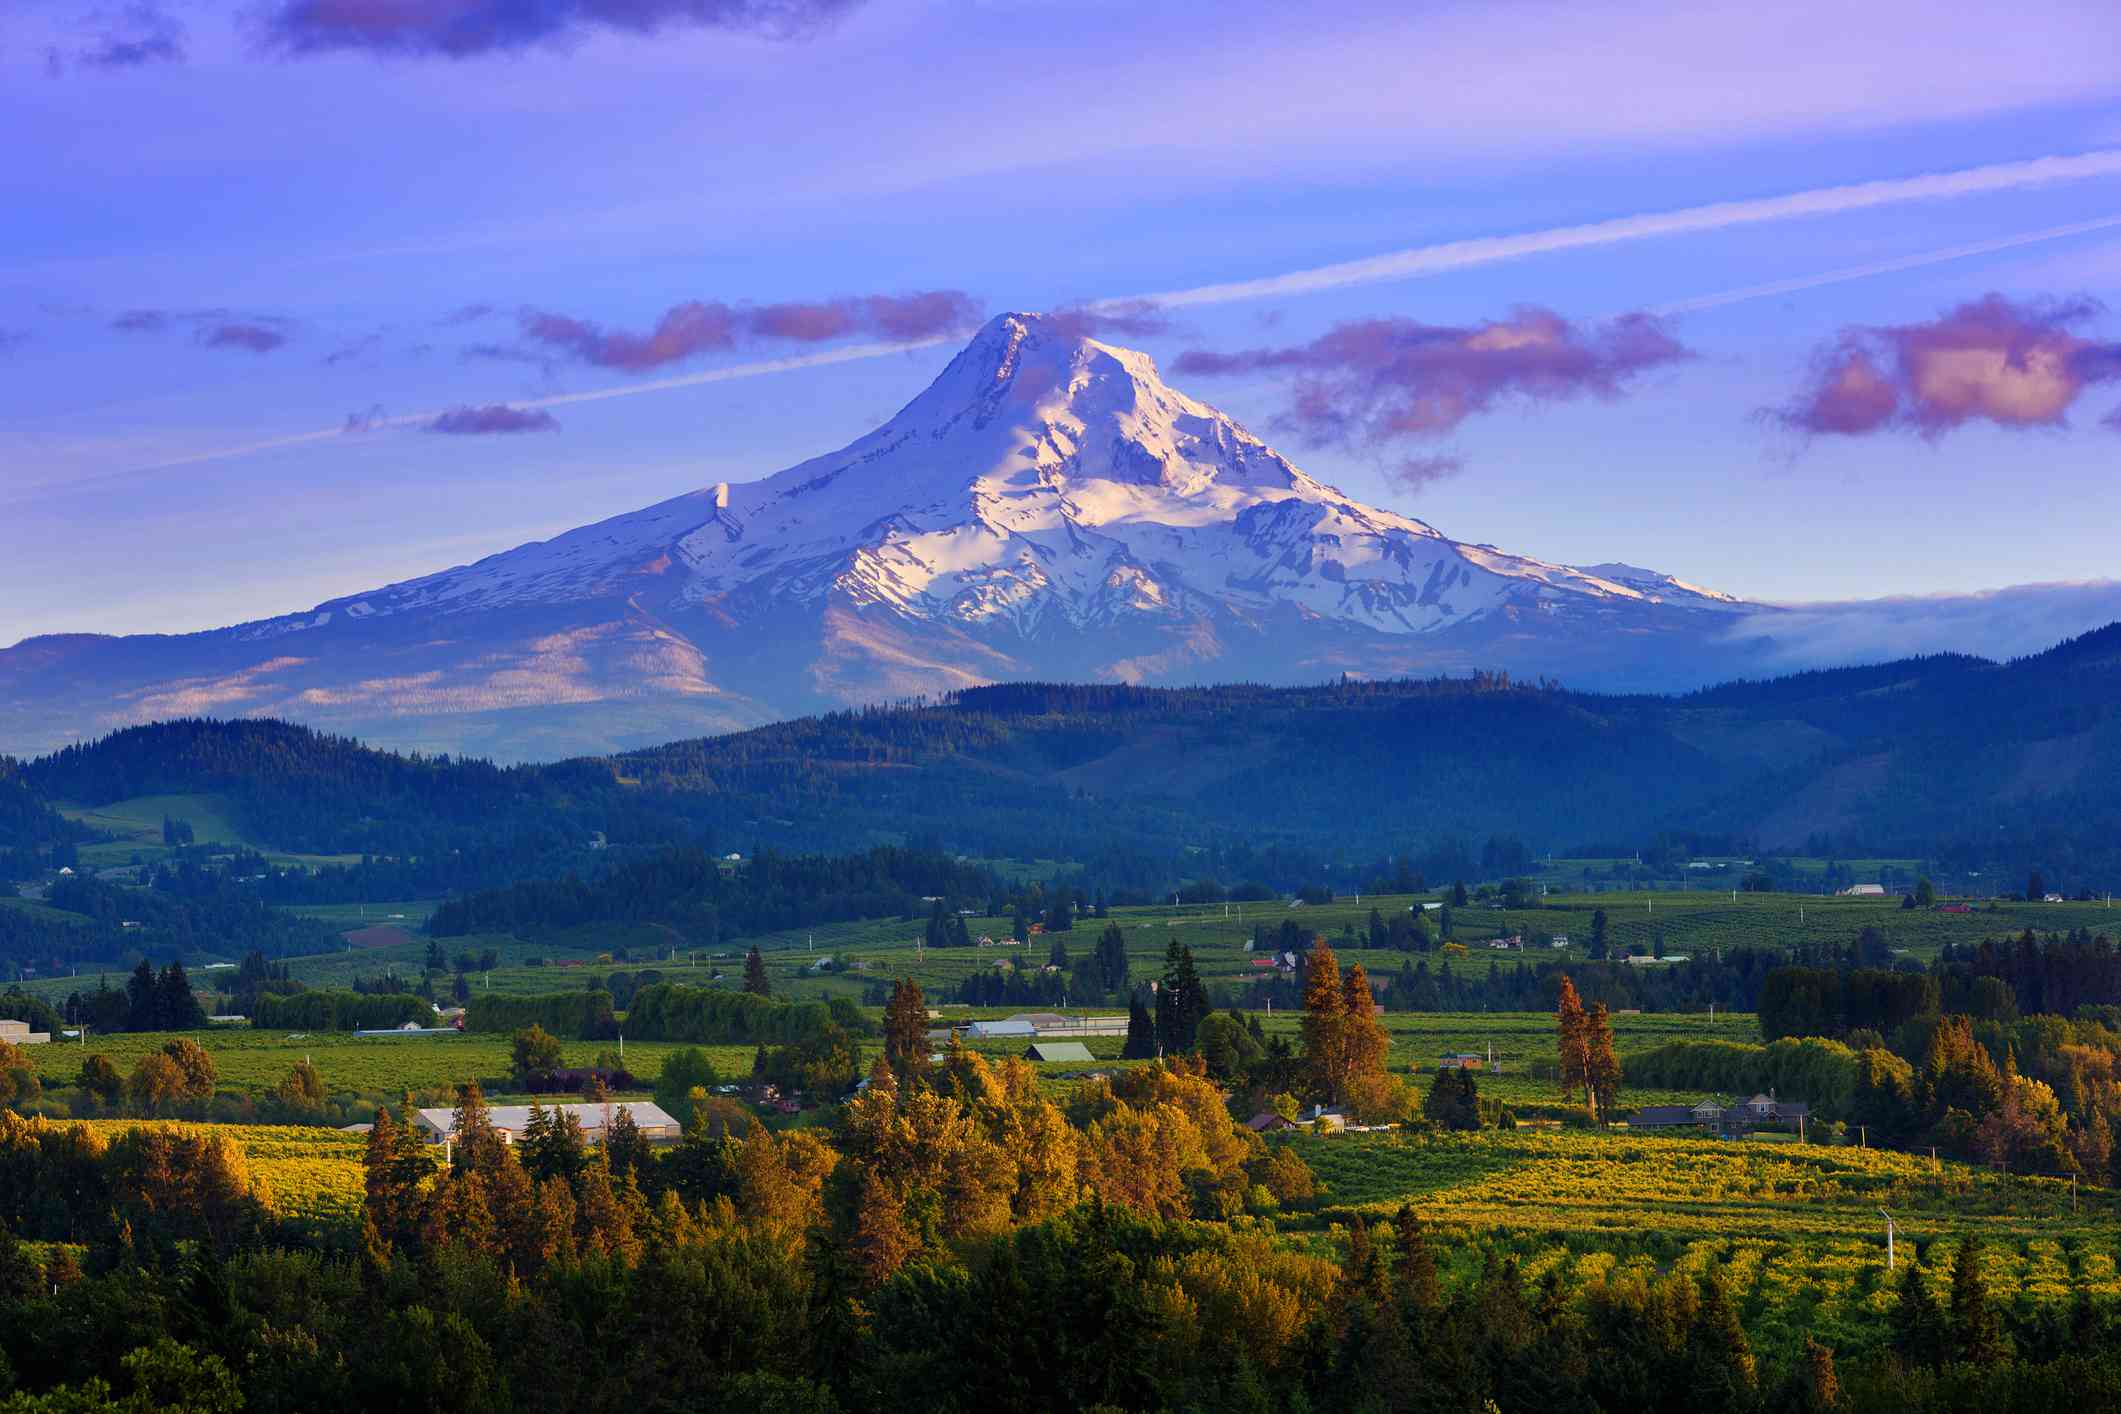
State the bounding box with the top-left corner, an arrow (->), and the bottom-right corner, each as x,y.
1555,976 -> 1595,1121
1300,939 -> 1349,1105
1949,1238 -> 2004,1365
883,977 -> 929,1085
1155,942 -> 1208,1053
1585,1001 -> 1622,1122
1121,991 -> 1158,1059
743,945 -> 771,997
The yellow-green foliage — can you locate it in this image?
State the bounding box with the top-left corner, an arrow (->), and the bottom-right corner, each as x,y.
79,1119 -> 376,1223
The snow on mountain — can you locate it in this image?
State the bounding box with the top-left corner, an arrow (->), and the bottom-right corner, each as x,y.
0,312 -> 1768,761
274,312 -> 1745,644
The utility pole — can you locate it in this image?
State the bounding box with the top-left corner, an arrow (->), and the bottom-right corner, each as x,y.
1879,1208 -> 1896,1271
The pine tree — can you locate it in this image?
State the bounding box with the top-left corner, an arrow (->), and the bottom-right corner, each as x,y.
1585,1001 -> 1622,1122
1121,992 -> 1157,1059
1589,908 -> 1609,960
1342,963 -> 1389,1082
1300,939 -> 1349,1105
450,1079 -> 509,1175
1948,1238 -> 2004,1364
126,959 -> 159,1032
1890,1260 -> 1945,1368
1094,923 -> 1129,995
743,946 -> 771,997
1155,942 -> 1208,1053
848,1170 -> 916,1289
604,1104 -> 652,1185
1391,1203 -> 1441,1316
1688,1276 -> 1757,1406
883,977 -> 929,1085
1556,975 -> 1594,1120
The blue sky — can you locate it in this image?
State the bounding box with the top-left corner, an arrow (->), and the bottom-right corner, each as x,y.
4,0 -> 2121,644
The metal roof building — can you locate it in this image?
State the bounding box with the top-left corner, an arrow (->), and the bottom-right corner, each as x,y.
1024,1041 -> 1096,1064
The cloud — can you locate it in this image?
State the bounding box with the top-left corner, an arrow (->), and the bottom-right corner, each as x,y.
516,289 -> 979,372
427,404 -> 560,435
258,0 -> 866,60
1110,149 -> 2121,311
1721,580 -> 2121,671
1044,300 -> 1169,341
1386,455 -> 1464,494
343,405 -> 387,432
441,303 -> 497,324
198,323 -> 289,353
1776,294 -> 2121,439
111,309 -> 168,333
54,3 -> 185,71
1176,308 -> 1688,447
2106,404 -> 2121,433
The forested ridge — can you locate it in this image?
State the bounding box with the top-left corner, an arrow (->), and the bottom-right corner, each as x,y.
4,625 -> 2121,903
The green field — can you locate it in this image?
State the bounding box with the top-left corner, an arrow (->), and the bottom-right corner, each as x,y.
25,1028 -> 754,1106
54,792 -> 364,872
1284,1127 -> 2121,1357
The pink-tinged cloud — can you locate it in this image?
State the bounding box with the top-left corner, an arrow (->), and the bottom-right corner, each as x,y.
1175,307 -> 1688,446
1387,455 -> 1465,494
260,0 -> 865,60
199,323 -> 289,353
2105,404 -> 2121,433
521,302 -> 742,371
427,404 -> 559,435
112,309 -> 168,333
1779,294 -> 2121,438
1046,301 -> 1169,341
517,289 -> 979,371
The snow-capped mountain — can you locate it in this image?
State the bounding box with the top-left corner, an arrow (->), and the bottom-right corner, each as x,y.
0,313 -> 1768,761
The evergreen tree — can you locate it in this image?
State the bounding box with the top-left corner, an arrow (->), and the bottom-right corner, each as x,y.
1589,907 -> 1609,960
1342,964 -> 1389,1082
1949,1238 -> 2005,1365
1688,1276 -> 1757,1407
848,1170 -> 916,1289
883,977 -> 929,1085
1890,1260 -> 1946,1368
1556,975 -> 1595,1120
1451,880 -> 1469,906
1121,991 -> 1157,1059
1366,908 -> 1387,951
1585,1001 -> 1622,1122
743,946 -> 771,997
126,959 -> 159,1032
1155,942 -> 1209,1053
1300,940 -> 1349,1105
1093,923 -> 1130,995
1392,1203 -> 1441,1316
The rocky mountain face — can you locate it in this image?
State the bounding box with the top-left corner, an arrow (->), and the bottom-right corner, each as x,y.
3,312 -> 1772,761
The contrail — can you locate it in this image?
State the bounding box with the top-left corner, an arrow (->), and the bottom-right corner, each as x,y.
1108,148 -> 2121,309
1646,214 -> 2121,316
96,336 -> 957,480
71,148 -> 2121,484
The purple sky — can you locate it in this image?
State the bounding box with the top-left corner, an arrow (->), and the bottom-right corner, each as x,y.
5,0 -> 2121,645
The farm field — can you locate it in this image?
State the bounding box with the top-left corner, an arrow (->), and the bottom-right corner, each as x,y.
1284,1127 -> 2121,1357
53,792 -> 364,873
24,1028 -> 756,1105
